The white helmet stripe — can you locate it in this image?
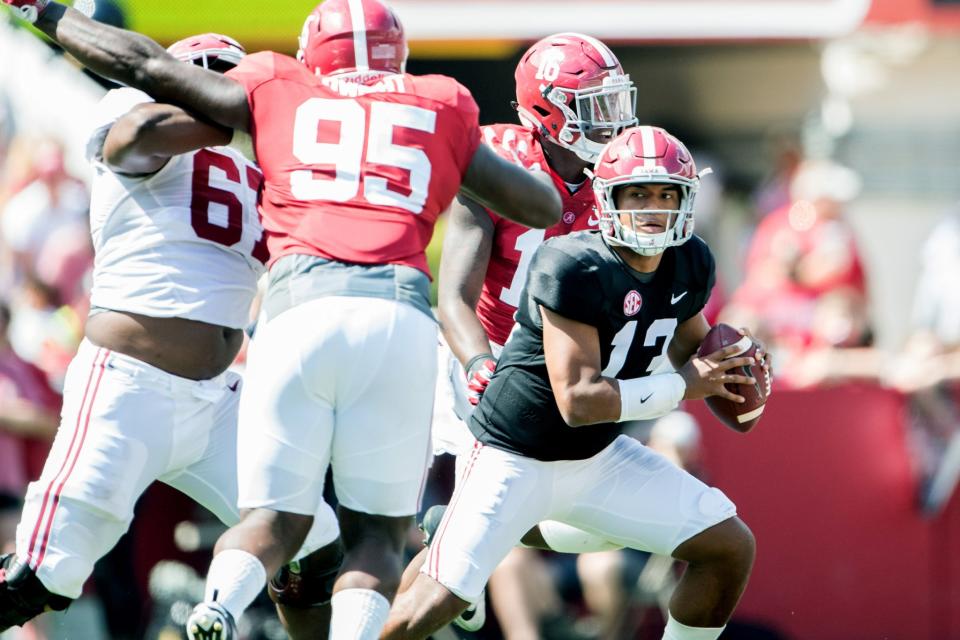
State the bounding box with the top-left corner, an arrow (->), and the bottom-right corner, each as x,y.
554,32 -> 617,67
639,125 -> 657,170
348,0 -> 370,71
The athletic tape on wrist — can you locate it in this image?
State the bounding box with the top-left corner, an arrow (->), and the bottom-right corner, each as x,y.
618,373 -> 686,422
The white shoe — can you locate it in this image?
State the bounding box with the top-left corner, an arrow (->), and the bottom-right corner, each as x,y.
186,601 -> 237,640
452,590 -> 486,632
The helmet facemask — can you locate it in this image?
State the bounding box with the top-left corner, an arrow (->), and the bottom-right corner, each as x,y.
167,34 -> 245,73
594,173 -> 699,256
544,74 -> 638,162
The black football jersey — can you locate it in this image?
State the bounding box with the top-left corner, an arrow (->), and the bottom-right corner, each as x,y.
468,230 -> 715,461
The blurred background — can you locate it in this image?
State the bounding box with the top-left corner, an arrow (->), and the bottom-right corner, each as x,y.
2,0 -> 960,638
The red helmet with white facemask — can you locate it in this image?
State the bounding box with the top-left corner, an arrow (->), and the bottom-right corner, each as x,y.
593,126 -> 706,256
515,33 -> 637,162
297,0 -> 407,77
167,33 -> 245,72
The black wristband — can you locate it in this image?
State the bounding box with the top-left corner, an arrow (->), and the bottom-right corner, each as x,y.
464,353 -> 495,379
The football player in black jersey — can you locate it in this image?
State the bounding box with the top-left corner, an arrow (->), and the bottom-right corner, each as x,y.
382,127 -> 763,640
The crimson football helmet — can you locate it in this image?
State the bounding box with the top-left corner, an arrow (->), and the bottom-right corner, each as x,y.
515,33 -> 637,162
592,126 -> 706,256
297,0 -> 407,77
167,33 -> 245,72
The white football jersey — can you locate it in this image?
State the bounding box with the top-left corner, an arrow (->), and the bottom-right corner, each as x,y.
86,88 -> 266,330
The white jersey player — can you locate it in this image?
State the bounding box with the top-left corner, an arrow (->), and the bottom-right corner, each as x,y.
0,34 -> 339,634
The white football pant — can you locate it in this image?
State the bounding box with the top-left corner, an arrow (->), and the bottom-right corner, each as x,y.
237,296 -> 437,518
423,434 -> 737,602
15,339 -> 338,598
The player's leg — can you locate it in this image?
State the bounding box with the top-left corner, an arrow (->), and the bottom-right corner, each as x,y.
487,547 -> 559,640
561,435 -> 753,640
3,343 -> 180,630
188,302 -> 342,638
322,297 -> 438,639
268,541 -> 344,639
160,370 -> 342,640
576,549 -> 631,640
383,444 -> 551,640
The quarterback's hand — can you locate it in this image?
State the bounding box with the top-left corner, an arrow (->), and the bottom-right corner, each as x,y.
3,0 -> 51,23
737,327 -> 773,397
679,344 -> 757,403
465,357 -> 496,406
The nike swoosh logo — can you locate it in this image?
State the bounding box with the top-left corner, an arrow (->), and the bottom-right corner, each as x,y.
228,381 -> 240,392
587,215 -> 600,227
670,291 -> 688,304
639,393 -> 653,404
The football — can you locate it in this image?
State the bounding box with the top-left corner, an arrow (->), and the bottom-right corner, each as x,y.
697,324 -> 769,433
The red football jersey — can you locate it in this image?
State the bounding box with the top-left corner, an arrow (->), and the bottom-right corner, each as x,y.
474,124 -> 598,346
227,52 -> 481,275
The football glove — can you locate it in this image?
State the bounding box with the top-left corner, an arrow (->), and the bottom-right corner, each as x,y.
3,0 -> 50,23
465,357 -> 496,406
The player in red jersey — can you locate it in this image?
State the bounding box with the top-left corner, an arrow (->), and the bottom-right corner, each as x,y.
7,1 -> 561,638
437,32 -> 637,439
428,33 -> 637,632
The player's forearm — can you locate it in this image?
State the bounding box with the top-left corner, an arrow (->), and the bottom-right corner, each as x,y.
554,377 -> 621,427
668,337 -> 691,370
461,146 -> 561,229
558,371 -> 688,428
486,170 -> 561,230
37,4 -> 175,94
438,298 -> 493,367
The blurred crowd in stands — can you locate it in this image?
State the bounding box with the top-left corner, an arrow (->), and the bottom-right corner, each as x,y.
2,28 -> 960,640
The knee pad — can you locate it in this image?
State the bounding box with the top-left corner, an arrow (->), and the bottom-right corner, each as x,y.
538,521 -> 623,554
0,554 -> 72,631
268,543 -> 344,609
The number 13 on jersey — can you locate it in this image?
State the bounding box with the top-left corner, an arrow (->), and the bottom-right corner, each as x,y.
291,98 -> 436,214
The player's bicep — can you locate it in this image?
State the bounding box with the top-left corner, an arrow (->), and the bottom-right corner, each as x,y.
438,197 -> 494,311
668,312 -> 711,368
541,306 -> 604,395
460,143 -> 560,229
103,103 -> 232,175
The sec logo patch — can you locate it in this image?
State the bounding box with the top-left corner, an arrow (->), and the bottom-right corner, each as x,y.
623,290 -> 642,316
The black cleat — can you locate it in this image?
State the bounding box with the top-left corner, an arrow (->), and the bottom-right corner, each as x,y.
0,553 -> 71,631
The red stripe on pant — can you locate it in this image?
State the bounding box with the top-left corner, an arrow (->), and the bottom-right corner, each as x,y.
427,440 -> 483,579
26,348 -> 110,570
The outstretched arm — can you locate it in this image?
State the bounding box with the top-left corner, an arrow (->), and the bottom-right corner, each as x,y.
460,143 -> 561,229
103,103 -> 232,175
22,2 -> 250,131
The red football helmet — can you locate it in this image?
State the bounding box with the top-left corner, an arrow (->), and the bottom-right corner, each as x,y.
297,0 -> 407,77
167,33 -> 245,72
515,33 -> 637,162
592,126 -> 705,256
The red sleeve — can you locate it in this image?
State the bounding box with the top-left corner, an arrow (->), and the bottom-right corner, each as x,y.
448,80 -> 481,179
225,51 -> 280,109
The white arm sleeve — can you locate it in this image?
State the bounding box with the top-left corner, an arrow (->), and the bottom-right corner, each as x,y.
617,373 -> 686,422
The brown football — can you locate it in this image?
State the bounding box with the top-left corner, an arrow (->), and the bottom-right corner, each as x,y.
697,324 -> 769,433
